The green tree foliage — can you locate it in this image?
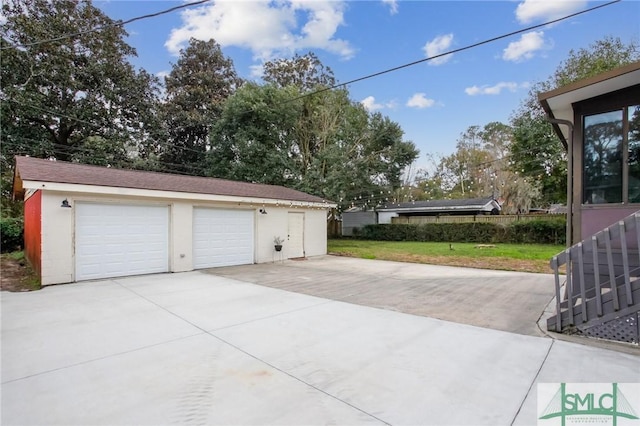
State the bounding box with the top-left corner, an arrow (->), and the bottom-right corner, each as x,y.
160,38 -> 242,174
552,36 -> 639,88
0,0 -> 161,167
208,82 -> 418,211
262,52 -> 336,91
207,83 -> 301,186
419,124 -> 511,196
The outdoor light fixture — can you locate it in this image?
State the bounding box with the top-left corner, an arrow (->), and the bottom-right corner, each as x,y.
259,208 -> 268,215
61,199 -> 72,208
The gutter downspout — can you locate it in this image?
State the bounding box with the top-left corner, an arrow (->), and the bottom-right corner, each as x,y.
546,118 -> 574,247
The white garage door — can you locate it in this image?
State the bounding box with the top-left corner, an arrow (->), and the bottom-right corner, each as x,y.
76,203 -> 169,281
193,208 -> 254,269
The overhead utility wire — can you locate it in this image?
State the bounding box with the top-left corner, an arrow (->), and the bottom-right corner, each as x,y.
1,0 -> 212,50
276,0 -> 621,107
3,0 -> 619,178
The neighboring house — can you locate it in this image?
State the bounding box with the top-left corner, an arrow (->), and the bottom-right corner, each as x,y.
341,197 -> 501,236
376,197 -> 501,224
341,208 -> 377,236
538,61 -> 640,343
12,156 -> 335,285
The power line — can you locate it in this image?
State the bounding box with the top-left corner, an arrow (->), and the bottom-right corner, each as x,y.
272,0 -> 622,107
1,0 -> 211,51
1,0 -> 619,187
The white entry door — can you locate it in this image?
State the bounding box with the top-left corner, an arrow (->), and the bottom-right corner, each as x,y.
75,203 -> 169,281
287,212 -> 305,258
193,208 -> 254,269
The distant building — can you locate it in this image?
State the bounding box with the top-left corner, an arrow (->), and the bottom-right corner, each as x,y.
341,197 -> 501,235
376,197 -> 501,224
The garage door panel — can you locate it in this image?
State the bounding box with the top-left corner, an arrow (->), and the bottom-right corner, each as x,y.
76,204 -> 169,281
193,208 -> 254,269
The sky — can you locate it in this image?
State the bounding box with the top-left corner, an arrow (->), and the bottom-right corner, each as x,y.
96,0 -> 640,167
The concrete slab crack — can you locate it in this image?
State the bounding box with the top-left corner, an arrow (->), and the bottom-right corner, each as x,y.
509,339 -> 554,425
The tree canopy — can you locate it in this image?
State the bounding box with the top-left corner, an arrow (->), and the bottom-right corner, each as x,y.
208,82 -> 419,210
1,0 -> 161,167
160,38 -> 243,174
1,0 -> 637,220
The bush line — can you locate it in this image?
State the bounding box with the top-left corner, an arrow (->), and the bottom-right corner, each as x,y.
352,219 -> 566,245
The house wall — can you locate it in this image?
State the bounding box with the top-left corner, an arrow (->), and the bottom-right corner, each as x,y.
571,85 -> 640,244
23,190 -> 42,276
377,212 -> 397,224
304,209 -> 328,257
38,190 -> 328,285
41,191 -> 74,285
581,207 -> 639,249
342,211 -> 378,236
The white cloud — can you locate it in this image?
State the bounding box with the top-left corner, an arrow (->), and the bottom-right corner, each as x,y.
155,70 -> 170,80
465,81 -> 529,96
406,93 -> 436,109
423,33 -> 454,65
165,0 -> 354,61
515,0 -> 587,24
382,0 -> 398,15
502,31 -> 545,62
361,96 -> 397,111
249,65 -> 265,79
361,96 -> 383,111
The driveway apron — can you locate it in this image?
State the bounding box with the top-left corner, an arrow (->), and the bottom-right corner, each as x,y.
2,260 -> 638,425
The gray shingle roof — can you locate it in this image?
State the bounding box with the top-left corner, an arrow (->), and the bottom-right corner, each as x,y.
14,156 -> 329,204
378,197 -> 498,211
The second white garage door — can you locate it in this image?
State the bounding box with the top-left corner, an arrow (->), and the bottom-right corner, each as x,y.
193,208 -> 254,269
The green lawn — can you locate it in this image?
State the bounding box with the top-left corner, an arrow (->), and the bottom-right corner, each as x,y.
327,239 -> 565,273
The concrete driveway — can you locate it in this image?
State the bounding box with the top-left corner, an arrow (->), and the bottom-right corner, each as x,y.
2,259 -> 638,425
208,256 -> 557,336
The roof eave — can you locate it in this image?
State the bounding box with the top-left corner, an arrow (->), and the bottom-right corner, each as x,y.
378,203 -> 495,213
11,168 -> 24,201
19,180 -> 337,208
538,61 -> 640,149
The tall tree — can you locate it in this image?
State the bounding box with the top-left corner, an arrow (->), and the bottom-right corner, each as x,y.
0,0 -> 161,165
262,52 -> 336,91
160,38 -> 242,174
262,53 -> 340,178
207,83 -> 418,211
207,83 -> 300,186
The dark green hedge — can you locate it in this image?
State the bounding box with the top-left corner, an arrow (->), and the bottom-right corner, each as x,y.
1,217 -> 23,253
353,219 -> 565,245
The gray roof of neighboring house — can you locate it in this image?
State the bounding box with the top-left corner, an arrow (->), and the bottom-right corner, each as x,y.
377,197 -> 500,212
13,156 -> 329,204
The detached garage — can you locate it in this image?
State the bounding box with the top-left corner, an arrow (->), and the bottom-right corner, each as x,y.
13,156 -> 334,285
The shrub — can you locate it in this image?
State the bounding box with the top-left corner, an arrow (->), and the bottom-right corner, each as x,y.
508,219 -> 566,245
1,217 -> 24,253
356,218 -> 566,245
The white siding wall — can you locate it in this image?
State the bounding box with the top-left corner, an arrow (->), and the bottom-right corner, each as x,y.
38,191 -> 329,285
41,192 -> 74,285
253,208 -> 326,262
304,209 -> 328,257
171,202 -> 193,272
378,212 -> 398,224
